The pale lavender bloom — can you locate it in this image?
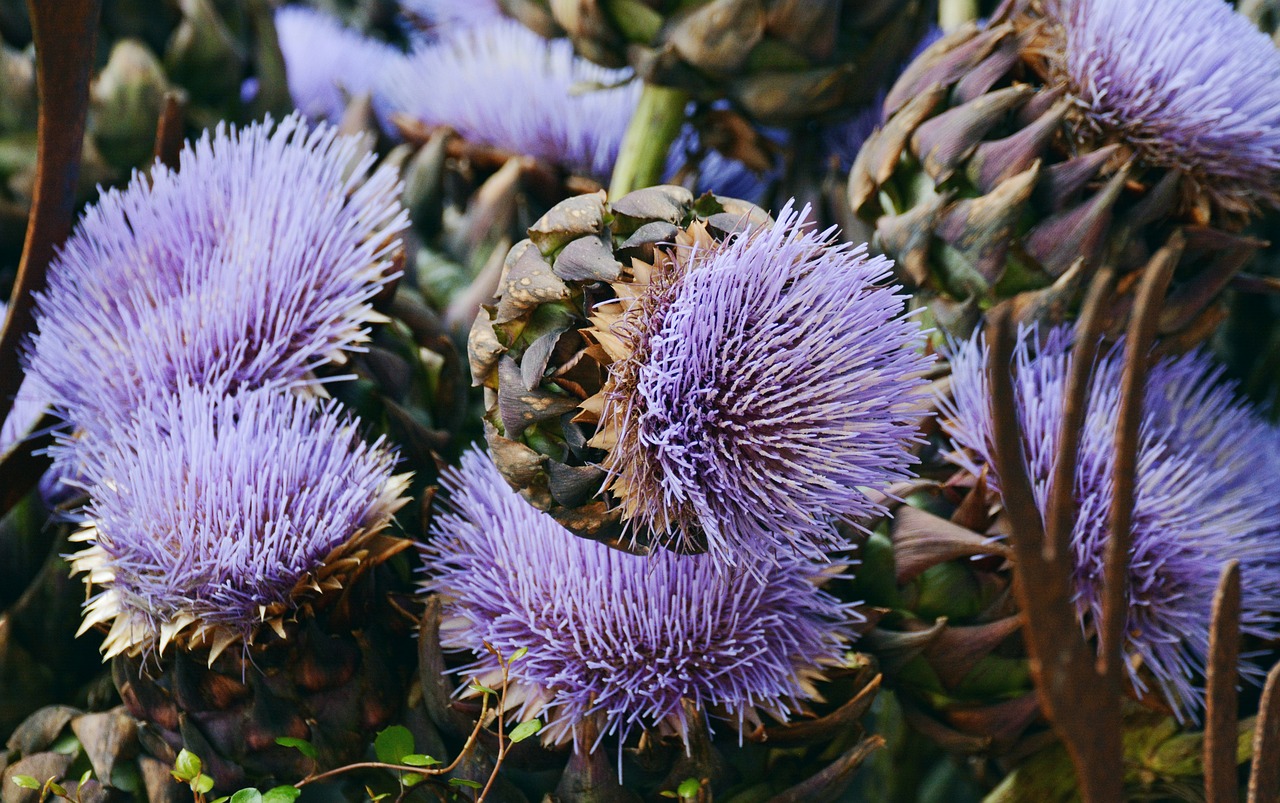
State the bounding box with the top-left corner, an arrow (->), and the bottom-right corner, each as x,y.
275,6 -> 401,125
604,201 -> 933,567
380,20 -> 639,177
420,450 -> 858,752
0,302 -> 46,455
1058,0 -> 1280,210
940,325 -> 1280,718
66,386 -> 408,658
26,114 -> 407,438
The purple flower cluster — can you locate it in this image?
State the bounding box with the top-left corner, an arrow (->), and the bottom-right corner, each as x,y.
421,450 -> 858,751
1057,0 -> 1280,210
941,325 -> 1280,718
68,387 -> 407,659
274,6 -> 400,124
604,202 -> 932,567
26,114 -> 407,439
380,20 -> 639,177
0,302 -> 46,456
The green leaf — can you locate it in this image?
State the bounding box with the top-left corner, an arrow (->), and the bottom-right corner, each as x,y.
230,790 -> 263,803
11,776 -> 41,790
401,754 -> 441,767
173,749 -> 202,781
510,647 -> 528,662
210,797 -> 230,803
449,779 -> 483,789
78,770 -> 91,787
374,725 -> 414,765
260,786 -> 301,803
364,786 -> 390,801
48,781 -> 68,798
273,737 -> 317,760
508,720 -> 541,743
677,778 -> 700,799
469,682 -> 498,696
192,774 -> 215,794
659,793 -> 677,799
402,775 -> 423,788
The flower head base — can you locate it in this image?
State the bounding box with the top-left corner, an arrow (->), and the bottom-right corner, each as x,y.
67,386 -> 410,661
380,20 -> 639,177
421,450 -> 857,751
588,202 -> 932,567
275,7 -> 400,124
27,114 -> 408,438
1053,0 -> 1280,213
940,326 -> 1280,718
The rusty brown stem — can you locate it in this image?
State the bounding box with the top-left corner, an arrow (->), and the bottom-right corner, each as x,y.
1098,233 -> 1181,680
985,305 -> 1123,802
153,91 -> 187,170
1043,266 -> 1115,563
1204,560 -> 1242,803
1248,661 -> 1280,803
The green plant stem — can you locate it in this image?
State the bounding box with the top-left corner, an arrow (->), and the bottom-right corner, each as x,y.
607,82 -> 690,199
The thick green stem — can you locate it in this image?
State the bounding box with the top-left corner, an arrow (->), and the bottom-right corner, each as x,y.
607,82 -> 690,199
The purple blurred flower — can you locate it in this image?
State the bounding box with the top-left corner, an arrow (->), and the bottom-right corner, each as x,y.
67,386 -> 409,659
421,450 -> 858,751
0,303 -> 46,456
940,325 -> 1280,718
601,201 -> 932,567
27,114 -> 407,438
380,20 -> 639,177
1057,0 -> 1280,210
275,6 -> 401,124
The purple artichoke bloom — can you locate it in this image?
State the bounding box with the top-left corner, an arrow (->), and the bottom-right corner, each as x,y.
26,114 -> 408,439
0,302 -> 47,456
421,450 -> 858,751
599,201 -> 932,568
1057,0 -> 1280,211
67,386 -> 409,660
380,20 -> 639,177
940,325 -> 1280,718
275,6 -> 401,125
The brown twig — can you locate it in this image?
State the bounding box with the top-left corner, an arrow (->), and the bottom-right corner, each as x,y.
1248,661 -> 1280,803
1204,560 -> 1241,803
0,0 -> 101,436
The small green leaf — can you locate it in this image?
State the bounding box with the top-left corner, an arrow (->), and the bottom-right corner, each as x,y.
510,647 -> 528,662
210,797 -> 231,803
11,776 -> 41,790
677,777 -> 700,799
364,786 -> 390,801
400,754 -> 441,767
659,793 -> 677,799
78,770 -> 91,787
48,781 -> 68,798
508,719 -> 541,743
449,778 -> 483,789
260,786 -> 301,803
173,749 -> 202,781
469,682 -> 498,696
374,725 -> 414,765
230,789 -> 263,803
192,774 -> 215,794
273,737 -> 317,760
402,775 -> 424,788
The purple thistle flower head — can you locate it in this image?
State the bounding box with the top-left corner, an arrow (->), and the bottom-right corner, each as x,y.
940,325 -> 1280,718
1054,0 -> 1280,212
380,20 -> 639,177
26,114 -> 408,439
67,386 -> 409,660
596,201 -> 933,568
421,450 -> 858,751
275,6 -> 401,124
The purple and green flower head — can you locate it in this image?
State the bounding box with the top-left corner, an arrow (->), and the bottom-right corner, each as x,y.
940,325 -> 1280,718
420,450 -> 859,752
67,386 -> 410,661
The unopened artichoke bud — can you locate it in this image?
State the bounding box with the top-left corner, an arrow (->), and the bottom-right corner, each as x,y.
90,39 -> 168,170
499,0 -> 935,124
470,185 -> 932,569
0,41 -> 35,132
850,0 -> 1280,341
164,0 -> 246,111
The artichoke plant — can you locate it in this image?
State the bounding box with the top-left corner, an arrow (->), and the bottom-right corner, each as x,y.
849,0 -> 1280,344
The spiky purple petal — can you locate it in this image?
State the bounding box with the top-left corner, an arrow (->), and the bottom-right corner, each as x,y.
0,302 -> 46,456
275,6 -> 401,124
380,20 -> 639,177
606,202 -> 932,567
26,114 -> 408,439
1057,0 -> 1280,209
67,386 -> 406,654
421,450 -> 858,751
940,325 -> 1280,718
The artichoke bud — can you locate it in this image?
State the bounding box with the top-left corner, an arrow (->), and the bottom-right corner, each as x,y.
90,39 -> 168,170
164,0 -> 246,109
0,42 -> 35,132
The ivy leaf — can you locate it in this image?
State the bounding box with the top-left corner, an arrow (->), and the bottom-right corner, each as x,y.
508,720 -> 541,743
374,726 -> 414,766
274,737 -> 317,761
